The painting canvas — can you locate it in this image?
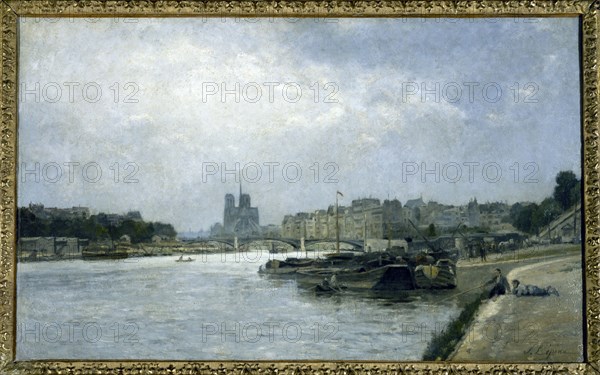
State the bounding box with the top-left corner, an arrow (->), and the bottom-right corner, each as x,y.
14,15 -> 583,363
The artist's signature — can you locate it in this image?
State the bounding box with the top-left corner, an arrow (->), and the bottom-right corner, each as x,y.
524,343 -> 573,360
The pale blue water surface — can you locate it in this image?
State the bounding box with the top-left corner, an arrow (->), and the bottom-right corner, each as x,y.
16,251 -> 459,360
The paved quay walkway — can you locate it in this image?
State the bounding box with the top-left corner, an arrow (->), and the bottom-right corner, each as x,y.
451,255 -> 583,362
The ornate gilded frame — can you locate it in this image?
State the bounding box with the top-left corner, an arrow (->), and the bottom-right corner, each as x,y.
0,0 -> 598,374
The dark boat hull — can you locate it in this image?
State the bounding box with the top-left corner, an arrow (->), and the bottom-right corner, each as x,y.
373,265 -> 416,290
298,264 -> 416,290
414,261 -> 457,289
258,254 -> 456,291
258,258 -> 315,275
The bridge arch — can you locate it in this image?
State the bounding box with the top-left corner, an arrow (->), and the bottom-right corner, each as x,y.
185,237 -> 364,251
238,238 -> 300,249
185,239 -> 235,248
304,239 -> 364,251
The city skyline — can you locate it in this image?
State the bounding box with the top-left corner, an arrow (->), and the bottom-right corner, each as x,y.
21,182 -> 569,233
18,18 -> 580,232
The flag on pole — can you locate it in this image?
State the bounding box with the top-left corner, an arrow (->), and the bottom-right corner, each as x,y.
337,191 -> 344,197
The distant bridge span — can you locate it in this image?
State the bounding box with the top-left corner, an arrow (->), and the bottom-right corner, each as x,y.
186,239 -> 236,248
185,237 -> 364,251
305,239 -> 365,249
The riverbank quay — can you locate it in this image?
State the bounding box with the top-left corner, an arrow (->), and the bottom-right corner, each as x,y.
450,253 -> 582,362
17,241 -> 232,262
17,239 -> 343,262
424,244 -> 580,310
422,244 -> 580,360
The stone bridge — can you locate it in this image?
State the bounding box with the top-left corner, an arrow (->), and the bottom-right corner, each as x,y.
185,237 -> 365,251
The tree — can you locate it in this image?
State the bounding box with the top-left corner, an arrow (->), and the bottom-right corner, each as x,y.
118,220 -> 153,243
427,223 -> 436,237
153,222 -> 177,239
81,217 -> 104,241
17,207 -> 48,237
95,225 -> 109,240
513,203 -> 538,233
17,208 -> 177,244
509,202 -> 522,222
569,180 -> 581,208
553,171 -> 580,210
532,198 -> 561,234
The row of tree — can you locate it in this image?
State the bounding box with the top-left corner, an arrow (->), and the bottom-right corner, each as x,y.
17,209 -> 177,243
509,170 -> 580,234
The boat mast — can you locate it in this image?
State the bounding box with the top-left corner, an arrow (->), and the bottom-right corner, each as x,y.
386,201 -> 398,251
303,220 -> 307,258
363,213 -> 367,252
387,203 -> 393,251
335,191 -> 343,254
407,219 -> 437,253
336,193 -> 340,254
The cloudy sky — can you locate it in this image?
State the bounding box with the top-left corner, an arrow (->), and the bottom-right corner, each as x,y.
18,17 -> 580,231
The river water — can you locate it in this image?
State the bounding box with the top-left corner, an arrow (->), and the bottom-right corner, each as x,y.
16,250 -> 460,360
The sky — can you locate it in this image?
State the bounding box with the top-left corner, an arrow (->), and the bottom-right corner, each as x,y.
17,17 -> 581,232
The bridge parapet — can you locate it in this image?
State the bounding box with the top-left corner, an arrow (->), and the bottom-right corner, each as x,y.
186,237 -> 365,251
